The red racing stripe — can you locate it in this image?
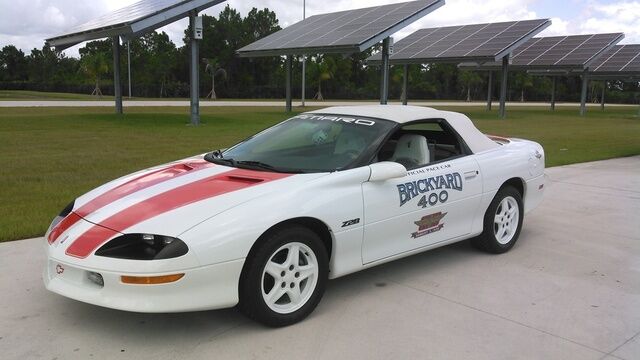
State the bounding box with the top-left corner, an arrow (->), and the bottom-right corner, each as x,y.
47,159 -> 213,244
65,169 -> 291,258
47,213 -> 82,244
74,159 -> 214,218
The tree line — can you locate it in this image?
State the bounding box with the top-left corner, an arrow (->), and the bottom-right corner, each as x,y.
0,5 -> 638,104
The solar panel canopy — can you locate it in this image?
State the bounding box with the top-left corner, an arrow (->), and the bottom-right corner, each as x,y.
368,19 -> 551,64
589,45 -> 640,75
237,0 -> 445,57
46,0 -> 226,50
465,33 -> 624,70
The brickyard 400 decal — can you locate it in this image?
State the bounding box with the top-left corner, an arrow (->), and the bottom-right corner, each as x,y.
397,172 -> 463,207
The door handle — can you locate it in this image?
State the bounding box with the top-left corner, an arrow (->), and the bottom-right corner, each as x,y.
464,171 -> 479,180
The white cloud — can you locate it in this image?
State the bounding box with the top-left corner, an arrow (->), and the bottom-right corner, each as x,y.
579,1 -> 640,43
538,17 -> 569,37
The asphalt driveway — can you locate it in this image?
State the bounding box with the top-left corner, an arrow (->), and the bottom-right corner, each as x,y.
1,156 -> 638,360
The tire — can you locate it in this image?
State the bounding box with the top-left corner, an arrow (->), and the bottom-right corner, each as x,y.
472,186 -> 524,254
238,225 -> 328,327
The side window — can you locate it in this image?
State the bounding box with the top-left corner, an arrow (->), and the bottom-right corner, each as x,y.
378,120 -> 466,169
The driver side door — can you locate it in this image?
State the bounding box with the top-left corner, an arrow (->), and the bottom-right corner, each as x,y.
361,121 -> 483,264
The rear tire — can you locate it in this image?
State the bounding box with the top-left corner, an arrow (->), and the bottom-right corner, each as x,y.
239,226 -> 328,327
472,186 -> 523,254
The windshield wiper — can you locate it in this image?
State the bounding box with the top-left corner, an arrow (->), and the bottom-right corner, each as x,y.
236,160 -> 278,171
204,152 -> 236,166
237,160 -> 307,174
205,152 -> 306,173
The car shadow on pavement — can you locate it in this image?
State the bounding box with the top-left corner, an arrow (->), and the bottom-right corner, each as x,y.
48,238 -> 487,341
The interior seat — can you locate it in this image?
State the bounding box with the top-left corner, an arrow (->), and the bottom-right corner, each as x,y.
389,134 -> 430,169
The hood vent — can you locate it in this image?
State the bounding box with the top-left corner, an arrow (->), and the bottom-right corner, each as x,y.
224,175 -> 265,184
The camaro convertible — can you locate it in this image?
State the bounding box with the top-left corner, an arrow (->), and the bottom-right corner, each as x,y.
44,105 -> 545,326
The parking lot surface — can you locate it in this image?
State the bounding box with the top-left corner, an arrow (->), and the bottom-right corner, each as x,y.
1,156 -> 638,360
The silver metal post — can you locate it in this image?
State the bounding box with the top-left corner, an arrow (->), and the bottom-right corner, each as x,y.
127,40 -> 132,99
380,37 -> 390,105
112,36 -> 123,114
402,64 -> 408,105
499,55 -> 509,119
600,81 -> 606,111
580,71 -> 588,116
550,76 -> 556,111
286,55 -> 292,112
189,14 -> 200,126
301,0 -> 306,107
486,71 -> 493,111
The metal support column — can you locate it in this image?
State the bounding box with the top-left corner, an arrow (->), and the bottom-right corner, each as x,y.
301,0 -> 306,107
112,36 -> 123,114
499,55 -> 509,119
380,37 -> 390,105
127,40 -> 132,98
600,81 -> 606,111
579,71 -> 589,116
550,76 -> 556,111
285,55 -> 292,112
301,57 -> 306,107
486,71 -> 493,111
189,14 -> 200,126
402,64 -> 408,105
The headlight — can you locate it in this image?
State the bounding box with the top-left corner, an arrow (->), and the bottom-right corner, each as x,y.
47,200 -> 75,235
95,234 -> 188,260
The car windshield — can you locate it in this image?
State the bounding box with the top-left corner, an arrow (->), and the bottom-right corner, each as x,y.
212,114 -> 395,173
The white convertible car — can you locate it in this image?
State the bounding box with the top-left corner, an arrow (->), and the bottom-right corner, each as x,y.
44,105 -> 545,326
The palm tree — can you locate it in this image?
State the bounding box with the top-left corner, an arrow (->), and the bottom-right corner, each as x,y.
80,53 -> 109,97
203,58 -> 227,100
458,70 -> 482,102
513,73 -> 534,102
311,55 -> 335,101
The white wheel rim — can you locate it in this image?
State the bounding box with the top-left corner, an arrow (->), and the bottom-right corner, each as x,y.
494,196 -> 520,245
261,242 -> 319,314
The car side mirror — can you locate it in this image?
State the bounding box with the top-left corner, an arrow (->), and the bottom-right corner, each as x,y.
369,162 -> 407,182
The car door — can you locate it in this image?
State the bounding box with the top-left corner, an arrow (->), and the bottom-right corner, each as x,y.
361,121 -> 483,264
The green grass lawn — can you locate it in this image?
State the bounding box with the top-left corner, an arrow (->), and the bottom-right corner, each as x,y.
0,90 -> 116,101
0,105 -> 639,242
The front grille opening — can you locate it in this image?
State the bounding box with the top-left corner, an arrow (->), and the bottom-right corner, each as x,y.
87,271 -> 104,287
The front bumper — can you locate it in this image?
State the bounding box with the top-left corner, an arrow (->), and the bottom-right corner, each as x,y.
43,256 -> 245,313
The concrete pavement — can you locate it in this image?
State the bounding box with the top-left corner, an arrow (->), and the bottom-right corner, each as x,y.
1,99 -> 638,108
0,156 -> 639,360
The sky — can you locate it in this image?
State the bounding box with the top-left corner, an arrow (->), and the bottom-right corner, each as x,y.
0,0 -> 638,57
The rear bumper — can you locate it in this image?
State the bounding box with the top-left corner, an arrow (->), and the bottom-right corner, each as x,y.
44,256 -> 245,313
524,173 -> 545,213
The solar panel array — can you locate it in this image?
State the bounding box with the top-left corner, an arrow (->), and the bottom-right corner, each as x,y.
69,0 -> 194,34
369,19 -> 550,63
47,0 -> 225,46
237,0 -> 444,56
590,45 -> 640,74
507,33 -> 624,68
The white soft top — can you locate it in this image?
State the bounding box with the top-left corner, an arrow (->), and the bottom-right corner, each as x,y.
306,105 -> 499,153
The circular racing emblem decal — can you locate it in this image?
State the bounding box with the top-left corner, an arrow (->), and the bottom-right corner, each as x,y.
56,264 -> 64,275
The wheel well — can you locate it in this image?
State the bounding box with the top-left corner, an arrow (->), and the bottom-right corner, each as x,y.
502,177 -> 525,197
248,217 -> 333,262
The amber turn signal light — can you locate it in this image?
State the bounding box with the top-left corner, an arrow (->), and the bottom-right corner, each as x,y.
121,273 -> 184,285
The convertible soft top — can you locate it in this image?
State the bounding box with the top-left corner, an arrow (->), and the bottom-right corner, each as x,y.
306,105 -> 499,154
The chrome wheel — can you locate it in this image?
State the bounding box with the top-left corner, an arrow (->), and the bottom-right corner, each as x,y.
494,196 -> 520,245
261,242 -> 319,314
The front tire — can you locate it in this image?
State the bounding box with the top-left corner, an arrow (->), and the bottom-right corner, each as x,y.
239,226 -> 328,327
472,186 -> 524,254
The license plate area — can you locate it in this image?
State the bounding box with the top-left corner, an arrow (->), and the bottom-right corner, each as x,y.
48,261 -> 103,288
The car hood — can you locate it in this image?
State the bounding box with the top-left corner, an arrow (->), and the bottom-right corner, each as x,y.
56,156 -> 326,258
